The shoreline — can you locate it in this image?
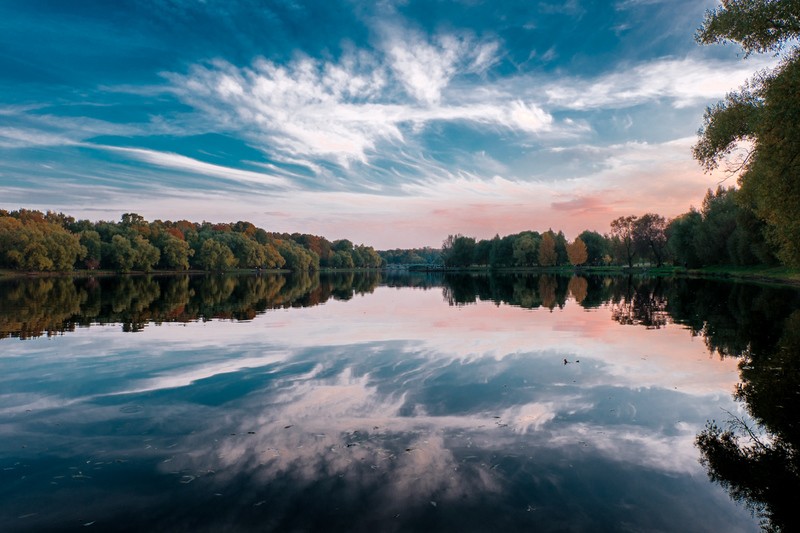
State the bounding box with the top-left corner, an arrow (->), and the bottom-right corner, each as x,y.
2,265 -> 799,287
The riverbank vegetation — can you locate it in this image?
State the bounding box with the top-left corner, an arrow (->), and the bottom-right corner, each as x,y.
0,210 -> 381,273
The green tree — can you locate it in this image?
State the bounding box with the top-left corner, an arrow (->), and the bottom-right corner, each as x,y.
107,234 -> 136,272
277,240 -> 319,271
512,233 -> 539,267
667,210 -> 704,268
694,0 -> 800,266
354,245 -> 382,268
80,230 -> 102,269
44,230 -> 85,271
578,230 -> 609,266
131,235 -> 160,272
473,239 -> 493,266
696,187 -> 740,265
442,234 -> 476,267
554,230 -> 569,266
196,239 -> 236,271
633,213 -> 668,267
489,235 -> 515,267
330,249 -> 355,269
159,234 -> 193,270
610,215 -> 638,267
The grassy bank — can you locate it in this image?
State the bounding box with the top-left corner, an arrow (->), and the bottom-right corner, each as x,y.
686,265 -> 800,286
0,268 -> 291,279
405,264 -> 800,286
3,265 -> 800,286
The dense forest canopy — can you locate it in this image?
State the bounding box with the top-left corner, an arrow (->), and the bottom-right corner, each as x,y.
0,209 -> 381,272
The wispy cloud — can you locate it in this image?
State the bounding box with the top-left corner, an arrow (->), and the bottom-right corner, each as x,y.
379,22 -> 501,104
99,146 -> 293,189
163,28 -> 562,170
540,55 -> 780,110
0,127 -> 79,148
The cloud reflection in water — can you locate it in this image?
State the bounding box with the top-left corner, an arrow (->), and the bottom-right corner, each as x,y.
0,277 -> 760,531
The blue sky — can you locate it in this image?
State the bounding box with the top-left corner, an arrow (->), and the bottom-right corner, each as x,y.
0,0 -> 775,247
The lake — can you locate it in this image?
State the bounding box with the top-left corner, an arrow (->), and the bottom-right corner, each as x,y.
1,272 -> 798,532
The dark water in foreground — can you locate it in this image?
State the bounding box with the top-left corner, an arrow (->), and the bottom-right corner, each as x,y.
0,272 -> 798,532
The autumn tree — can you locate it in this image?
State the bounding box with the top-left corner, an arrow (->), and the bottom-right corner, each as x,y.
568,276 -> 588,303
538,232 -> 557,267
566,237 -> 589,266
0,215 -> 84,271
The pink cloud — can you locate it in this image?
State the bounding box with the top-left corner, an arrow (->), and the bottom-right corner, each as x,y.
550,195 -> 616,214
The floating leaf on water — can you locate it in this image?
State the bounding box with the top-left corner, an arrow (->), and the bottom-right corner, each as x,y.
83,521 -> 95,527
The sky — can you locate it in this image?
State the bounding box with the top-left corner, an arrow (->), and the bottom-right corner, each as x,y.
0,0 -> 777,248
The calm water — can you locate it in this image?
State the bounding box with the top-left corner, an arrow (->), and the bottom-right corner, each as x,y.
1,273 -> 798,532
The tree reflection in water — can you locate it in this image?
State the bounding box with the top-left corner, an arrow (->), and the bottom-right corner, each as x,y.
695,309 -> 800,533
2,271 -> 799,531
0,272 -> 382,340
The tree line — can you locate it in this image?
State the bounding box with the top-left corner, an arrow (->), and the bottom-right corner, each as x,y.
438,229 -> 592,269
0,209 -> 382,272
433,185 -> 778,270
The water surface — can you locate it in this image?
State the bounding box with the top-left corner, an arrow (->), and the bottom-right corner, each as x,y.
1,273 -> 797,532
